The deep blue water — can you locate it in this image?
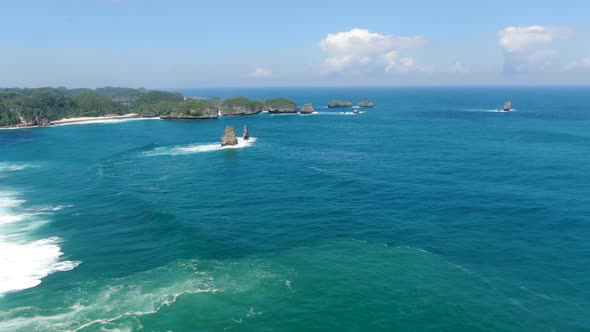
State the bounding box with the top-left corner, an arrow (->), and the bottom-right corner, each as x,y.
0,87 -> 589,331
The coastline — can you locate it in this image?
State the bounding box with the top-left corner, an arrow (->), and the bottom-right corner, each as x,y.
51,113 -> 140,125
0,114 -> 157,130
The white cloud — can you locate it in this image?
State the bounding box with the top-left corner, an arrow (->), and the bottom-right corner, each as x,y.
320,28 -> 425,73
499,26 -> 569,53
249,67 -> 273,78
565,56 -> 590,71
499,25 -> 570,73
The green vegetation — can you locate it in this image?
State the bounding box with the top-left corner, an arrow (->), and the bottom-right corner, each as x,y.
71,92 -> 123,117
264,98 -> 297,112
0,91 -> 75,126
358,100 -> 375,107
0,87 -> 300,127
328,100 -> 353,108
221,97 -> 264,115
164,99 -> 219,118
131,91 -> 184,117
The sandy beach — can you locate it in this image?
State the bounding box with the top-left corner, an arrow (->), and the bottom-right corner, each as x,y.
51,113 -> 140,125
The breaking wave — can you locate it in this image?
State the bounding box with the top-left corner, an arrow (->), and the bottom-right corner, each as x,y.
144,137 -> 256,156
0,171 -> 80,295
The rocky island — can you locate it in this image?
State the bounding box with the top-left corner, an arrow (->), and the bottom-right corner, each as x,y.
358,101 -> 375,108
300,103 -> 315,114
221,97 -> 264,116
264,98 -> 298,114
160,99 -> 219,119
328,100 -> 353,108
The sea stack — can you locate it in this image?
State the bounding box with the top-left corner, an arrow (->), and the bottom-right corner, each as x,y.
243,125 -> 249,140
300,103 -> 315,114
221,126 -> 238,146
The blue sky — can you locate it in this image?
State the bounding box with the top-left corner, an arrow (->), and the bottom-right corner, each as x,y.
2,0 -> 589,88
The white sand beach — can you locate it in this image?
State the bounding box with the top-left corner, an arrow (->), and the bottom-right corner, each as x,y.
51,113 -> 140,124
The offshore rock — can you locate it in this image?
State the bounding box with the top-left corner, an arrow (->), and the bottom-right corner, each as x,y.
358,101 -> 375,108
221,126 -> 238,146
328,100 -> 353,108
243,125 -> 250,140
300,103 -> 315,114
263,98 -> 298,114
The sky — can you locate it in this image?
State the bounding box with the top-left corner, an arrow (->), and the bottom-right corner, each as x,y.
1,0 -> 590,88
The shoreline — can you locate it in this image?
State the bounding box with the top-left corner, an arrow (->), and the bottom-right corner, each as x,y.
0,106 -> 365,130
0,114 -> 158,130
51,113 -> 140,125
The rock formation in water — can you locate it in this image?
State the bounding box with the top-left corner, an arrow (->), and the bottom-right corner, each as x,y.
358,101 -> 375,108
263,98 -> 298,114
328,100 -> 353,108
220,97 -> 264,116
243,125 -> 249,140
221,126 -> 238,146
300,103 -> 315,114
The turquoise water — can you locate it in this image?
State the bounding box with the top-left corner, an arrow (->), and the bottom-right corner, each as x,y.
1,87 -> 589,331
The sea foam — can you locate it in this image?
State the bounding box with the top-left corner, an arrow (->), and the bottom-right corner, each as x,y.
0,163 -> 38,172
0,189 -> 80,295
144,137 -> 256,156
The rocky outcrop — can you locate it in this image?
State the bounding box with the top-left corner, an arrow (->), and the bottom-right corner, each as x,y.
300,103 -> 315,114
243,125 -> 249,140
358,101 -> 375,108
221,97 -> 264,116
221,126 -> 238,146
264,98 -> 298,114
328,100 -> 353,108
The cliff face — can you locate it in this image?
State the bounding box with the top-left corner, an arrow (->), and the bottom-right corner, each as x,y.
221,107 -> 262,116
221,126 -> 238,146
300,103 -> 315,114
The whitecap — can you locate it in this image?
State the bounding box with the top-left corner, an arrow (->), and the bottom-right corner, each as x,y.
144,137 -> 257,156
0,191 -> 80,295
0,163 -> 38,172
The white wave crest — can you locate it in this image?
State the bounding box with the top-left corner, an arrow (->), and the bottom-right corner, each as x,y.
144,137 -> 256,156
0,260 -> 220,331
0,191 -> 80,295
0,163 -> 38,172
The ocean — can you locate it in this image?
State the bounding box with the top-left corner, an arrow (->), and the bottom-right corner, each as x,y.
0,87 -> 589,331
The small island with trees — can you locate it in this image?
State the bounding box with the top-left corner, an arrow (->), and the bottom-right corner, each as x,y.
328,100 -> 354,108
0,87 -> 373,128
327,100 -> 375,108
